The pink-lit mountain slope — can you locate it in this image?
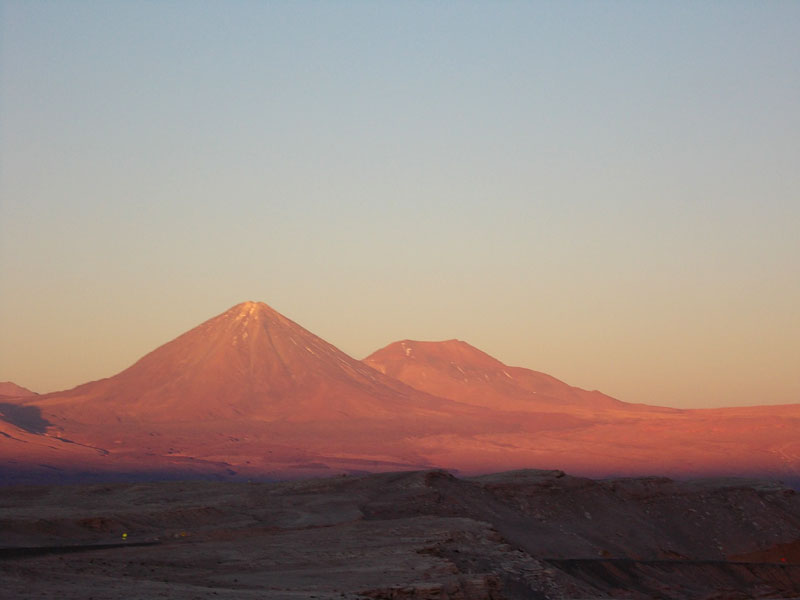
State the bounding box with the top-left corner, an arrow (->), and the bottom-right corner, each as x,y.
28,302 -> 462,424
3,302 -> 799,484
363,339 -> 800,482
0,382 -> 36,398
364,339 -> 643,414
5,302 -> 537,481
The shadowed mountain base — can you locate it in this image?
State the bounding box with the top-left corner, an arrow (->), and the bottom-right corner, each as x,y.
0,403 -> 50,434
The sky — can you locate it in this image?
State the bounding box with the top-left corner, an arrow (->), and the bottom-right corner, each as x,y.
1,1 -> 798,408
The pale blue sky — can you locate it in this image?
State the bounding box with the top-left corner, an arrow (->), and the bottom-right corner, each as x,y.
1,1 -> 798,407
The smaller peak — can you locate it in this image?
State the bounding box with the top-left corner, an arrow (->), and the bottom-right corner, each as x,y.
370,339 -> 505,368
0,381 -> 37,397
419,339 -> 482,352
369,339 -> 487,360
396,339 -> 465,347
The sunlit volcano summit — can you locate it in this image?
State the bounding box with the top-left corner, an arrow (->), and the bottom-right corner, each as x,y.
1,301 -> 798,485
28,301 -> 443,423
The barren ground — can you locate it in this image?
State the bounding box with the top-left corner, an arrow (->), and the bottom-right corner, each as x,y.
2,469 -> 800,599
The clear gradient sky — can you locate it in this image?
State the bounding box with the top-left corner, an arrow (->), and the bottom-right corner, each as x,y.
1,2 -> 798,408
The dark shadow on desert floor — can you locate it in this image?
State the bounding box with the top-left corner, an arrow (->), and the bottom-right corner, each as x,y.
0,403 -> 50,434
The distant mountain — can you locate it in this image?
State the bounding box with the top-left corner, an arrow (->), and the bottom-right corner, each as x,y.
364,339 -> 631,413
6,302 -> 528,481
27,302 -> 465,424
2,301 -> 799,485
0,381 -> 37,398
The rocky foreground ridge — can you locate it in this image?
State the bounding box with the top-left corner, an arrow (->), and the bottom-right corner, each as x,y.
2,469 -> 800,599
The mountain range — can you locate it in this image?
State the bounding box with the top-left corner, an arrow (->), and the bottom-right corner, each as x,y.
1,301 -> 798,485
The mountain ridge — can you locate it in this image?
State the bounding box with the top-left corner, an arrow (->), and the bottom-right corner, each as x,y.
2,300 -> 798,484
0,381 -> 37,398
24,301 -> 466,424
363,338 -> 633,413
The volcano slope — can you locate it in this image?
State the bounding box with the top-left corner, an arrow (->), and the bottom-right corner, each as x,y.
0,382 -> 37,399
364,339 -> 630,414
2,300 -> 800,484
365,339 -> 800,483
2,469 -> 800,600
1,302 -> 536,483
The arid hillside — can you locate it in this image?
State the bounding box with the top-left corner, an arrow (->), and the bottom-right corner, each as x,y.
0,381 -> 36,399
1,301 -> 798,484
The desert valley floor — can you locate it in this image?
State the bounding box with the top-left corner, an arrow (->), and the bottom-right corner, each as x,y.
3,469 -> 800,599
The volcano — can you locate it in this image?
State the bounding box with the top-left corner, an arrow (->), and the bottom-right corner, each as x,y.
3,301 -> 799,485
5,302 -> 533,482
364,339 -> 630,413
28,301 -> 461,424
363,339 -> 800,482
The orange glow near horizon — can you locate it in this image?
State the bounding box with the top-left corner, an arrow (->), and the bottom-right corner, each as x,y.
1,3 -> 798,410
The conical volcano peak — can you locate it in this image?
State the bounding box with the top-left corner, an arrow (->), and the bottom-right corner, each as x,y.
214,301 -> 298,335
195,301 -> 330,363
234,299 -> 265,312
29,300 -> 425,424
226,300 -> 281,320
